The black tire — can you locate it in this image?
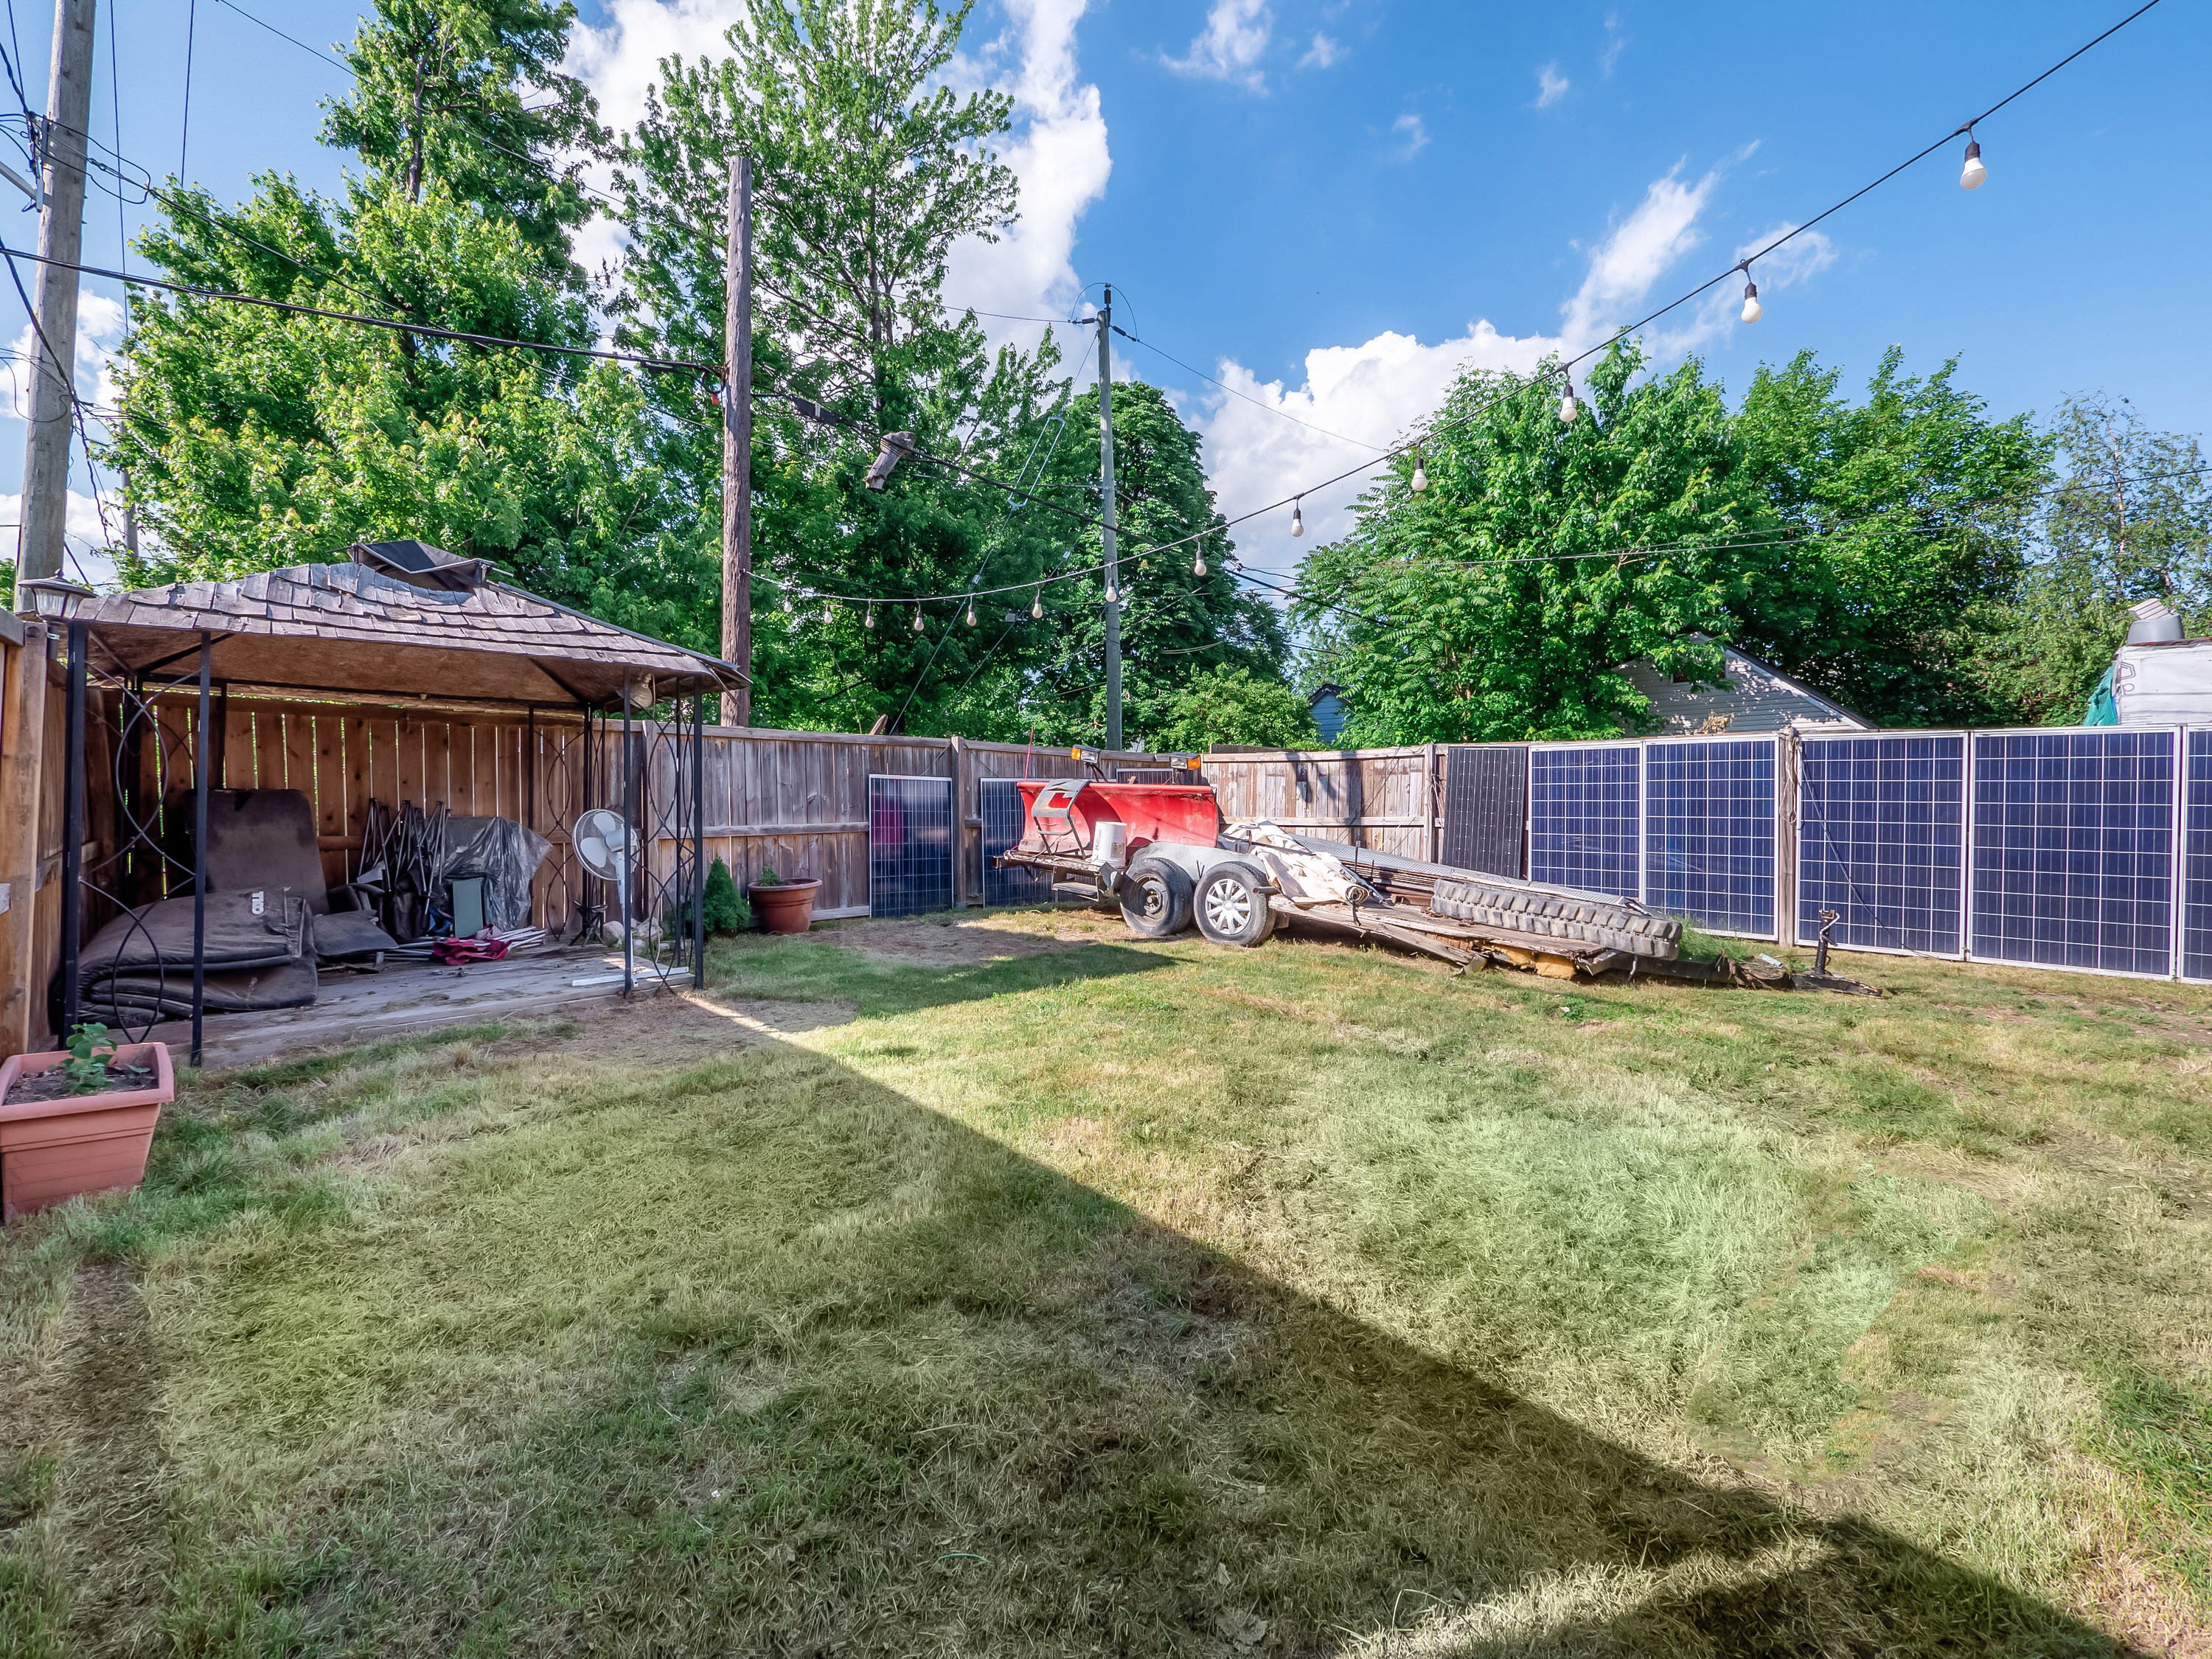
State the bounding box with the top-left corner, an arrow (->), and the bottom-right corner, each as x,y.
1120,858 -> 1195,938
1193,863 -> 1276,947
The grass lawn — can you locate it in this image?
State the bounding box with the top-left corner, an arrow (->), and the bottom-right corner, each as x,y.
3,907 -> 2211,1655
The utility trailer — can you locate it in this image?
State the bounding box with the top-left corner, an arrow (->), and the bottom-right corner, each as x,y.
996,776 -> 1874,992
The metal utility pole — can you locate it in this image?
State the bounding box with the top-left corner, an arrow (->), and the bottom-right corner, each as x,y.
1096,286 -> 1121,752
720,154 -> 754,727
17,0 -> 96,585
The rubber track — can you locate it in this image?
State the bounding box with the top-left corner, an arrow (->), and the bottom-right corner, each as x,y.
1427,877 -> 1682,960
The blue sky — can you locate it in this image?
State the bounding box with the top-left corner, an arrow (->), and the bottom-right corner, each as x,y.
7,0 -> 2207,585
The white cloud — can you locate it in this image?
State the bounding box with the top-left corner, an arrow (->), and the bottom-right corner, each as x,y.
1191,158 -> 1830,580
1164,0 -> 1272,90
943,0 -> 1110,344
1557,162 -> 1717,347
1647,223 -> 1837,358
4,291 -> 125,423
1391,113 -> 1428,159
1534,63 -> 1570,108
1599,13 -> 1627,76
1298,32 -> 1341,69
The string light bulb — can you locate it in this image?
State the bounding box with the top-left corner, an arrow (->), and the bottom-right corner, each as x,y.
913,608 -> 926,632
782,591 -> 795,613
1411,452 -> 1428,492
1559,381 -> 1579,424
1031,589 -> 1043,619
864,603 -> 875,629
1194,552 -> 1207,577
1105,578 -> 1119,604
822,604 -> 833,623
1959,132 -> 1986,189
1739,269 -> 1762,325
1291,498 -> 1304,538
965,599 -> 978,627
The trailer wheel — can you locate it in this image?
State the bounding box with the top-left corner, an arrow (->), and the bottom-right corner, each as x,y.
1193,863 -> 1276,947
1120,859 -> 1194,938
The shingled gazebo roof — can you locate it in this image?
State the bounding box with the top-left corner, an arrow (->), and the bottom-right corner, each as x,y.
77,542 -> 746,709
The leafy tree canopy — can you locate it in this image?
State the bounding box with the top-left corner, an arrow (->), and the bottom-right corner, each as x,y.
1153,665 -> 1324,754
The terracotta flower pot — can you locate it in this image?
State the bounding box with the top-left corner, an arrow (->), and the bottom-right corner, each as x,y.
0,1041 -> 175,1221
748,877 -> 821,935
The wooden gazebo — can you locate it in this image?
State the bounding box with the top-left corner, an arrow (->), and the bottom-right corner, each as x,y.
59,541 -> 746,1062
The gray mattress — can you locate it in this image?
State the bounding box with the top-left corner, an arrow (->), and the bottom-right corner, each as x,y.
78,892 -> 315,1018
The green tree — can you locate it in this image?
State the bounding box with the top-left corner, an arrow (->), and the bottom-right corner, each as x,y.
1295,343 -> 1753,744
1973,394 -> 2212,724
1016,383 -> 1294,748
1730,348 -> 2050,726
100,0 -> 713,639
1154,664 -> 1323,753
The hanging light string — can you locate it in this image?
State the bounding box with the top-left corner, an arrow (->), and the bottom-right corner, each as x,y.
752,0 -> 2168,619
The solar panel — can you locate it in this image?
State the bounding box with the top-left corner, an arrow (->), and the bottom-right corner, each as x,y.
2185,731 -> 2212,983
1528,743 -> 1641,900
1969,729 -> 2175,975
981,777 -> 1054,907
868,774 -> 955,918
1643,738 -> 1777,937
1797,734 -> 1966,955
1439,745 -> 1528,878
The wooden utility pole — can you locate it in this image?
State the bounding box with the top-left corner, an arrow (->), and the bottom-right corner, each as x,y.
1096,286 -> 1121,752
720,155 -> 754,726
17,0 -> 97,584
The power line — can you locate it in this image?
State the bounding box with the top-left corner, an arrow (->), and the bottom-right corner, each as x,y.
1110,323 -> 1387,452
0,239 -> 716,373
179,0 -> 197,178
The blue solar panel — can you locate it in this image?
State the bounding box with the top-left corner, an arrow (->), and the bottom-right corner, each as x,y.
1969,730 -> 2174,975
1644,738 -> 1777,937
2185,731 -> 2212,983
1528,744 -> 1641,900
1797,735 -> 1966,955
869,774 -> 955,917
981,778 -> 1053,907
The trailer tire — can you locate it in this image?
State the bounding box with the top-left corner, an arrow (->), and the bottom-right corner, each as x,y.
1193,863 -> 1276,947
1121,858 -> 1194,939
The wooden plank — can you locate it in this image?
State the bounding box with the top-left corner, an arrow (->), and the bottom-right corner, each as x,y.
422,718 -> 451,815
394,716 -> 422,810
0,630 -> 49,1058
254,703 -> 287,792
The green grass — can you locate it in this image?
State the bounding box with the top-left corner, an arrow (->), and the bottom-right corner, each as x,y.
4,913 -> 2210,1653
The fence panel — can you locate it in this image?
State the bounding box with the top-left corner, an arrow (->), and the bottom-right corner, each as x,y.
868,774 -> 956,918
1439,744 -> 1527,878
1198,748 -> 1433,859
1796,734 -> 1966,956
1529,743 -> 1641,900
1644,737 -> 1778,939
1969,728 -> 2175,976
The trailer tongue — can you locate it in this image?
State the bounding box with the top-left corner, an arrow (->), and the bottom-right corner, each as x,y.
996,776 -> 1874,992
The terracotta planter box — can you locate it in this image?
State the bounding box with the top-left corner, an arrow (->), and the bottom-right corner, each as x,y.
0,1042 -> 175,1221
749,878 -> 821,935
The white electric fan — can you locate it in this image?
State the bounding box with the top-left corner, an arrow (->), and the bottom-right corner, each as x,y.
574,808 -> 632,920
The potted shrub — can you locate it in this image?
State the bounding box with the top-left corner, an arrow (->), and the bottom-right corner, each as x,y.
0,1023 -> 175,1221
748,863 -> 821,935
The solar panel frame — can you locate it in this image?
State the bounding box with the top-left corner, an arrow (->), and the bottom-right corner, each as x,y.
1794,732 -> 1968,958
2180,729 -> 2212,983
1640,734 -> 1779,939
1966,726 -> 2179,979
980,776 -> 1054,908
1526,742 -> 1643,902
867,773 -> 956,919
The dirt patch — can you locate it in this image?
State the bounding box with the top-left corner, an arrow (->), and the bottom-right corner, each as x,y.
505,991 -> 859,1064
821,911 -> 1110,966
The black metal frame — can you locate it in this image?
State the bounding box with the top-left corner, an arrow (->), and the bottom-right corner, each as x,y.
58,632 -> 712,1068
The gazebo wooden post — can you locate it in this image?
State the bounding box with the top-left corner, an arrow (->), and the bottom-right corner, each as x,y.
691,692 -> 706,989
191,633 -> 211,1067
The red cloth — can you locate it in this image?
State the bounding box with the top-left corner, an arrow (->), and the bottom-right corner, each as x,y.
431,935 -> 510,964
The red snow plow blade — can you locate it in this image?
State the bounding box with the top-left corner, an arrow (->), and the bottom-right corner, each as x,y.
1013,779 -> 1220,859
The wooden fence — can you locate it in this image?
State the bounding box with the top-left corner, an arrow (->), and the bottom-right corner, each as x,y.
0,645 -> 1465,1060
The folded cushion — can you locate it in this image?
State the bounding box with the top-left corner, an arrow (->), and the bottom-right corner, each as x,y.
80,891 -> 308,986
310,909 -> 400,959
79,958 -> 319,1020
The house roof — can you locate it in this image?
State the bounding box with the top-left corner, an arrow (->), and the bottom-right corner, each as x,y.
1618,642 -> 1868,734
77,547 -> 746,709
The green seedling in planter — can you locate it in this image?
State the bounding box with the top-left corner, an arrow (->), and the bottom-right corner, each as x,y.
63,1022 -> 115,1094
60,1020 -> 153,1095
756,863 -> 782,886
